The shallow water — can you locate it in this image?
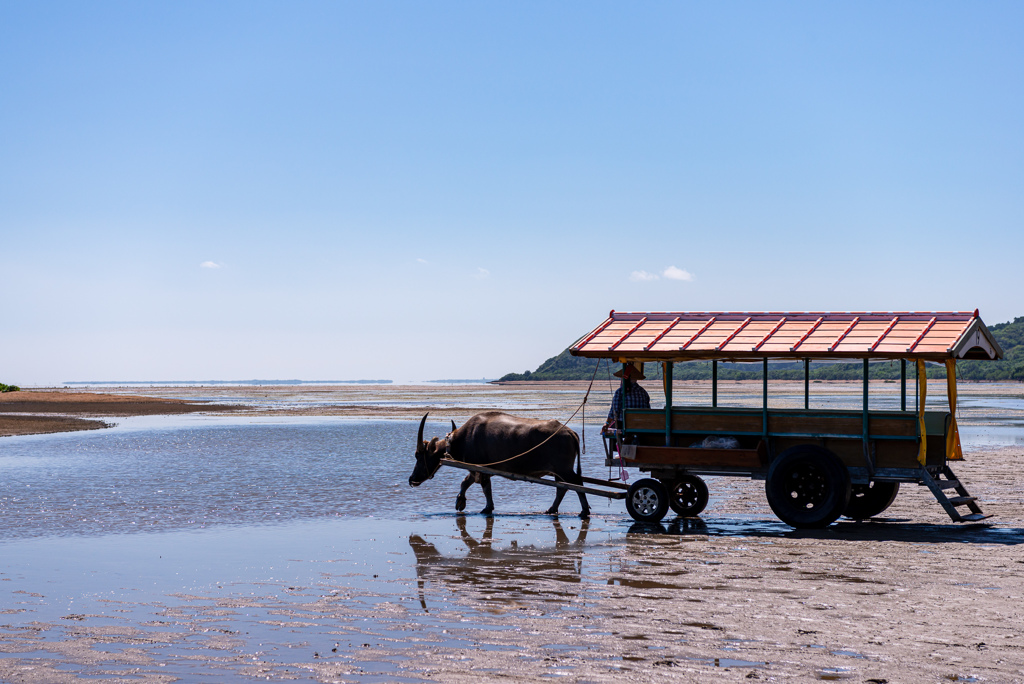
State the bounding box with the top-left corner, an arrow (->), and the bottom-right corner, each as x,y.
0,416 -> 604,540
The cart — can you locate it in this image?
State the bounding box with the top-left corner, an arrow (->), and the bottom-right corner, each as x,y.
568,310 -> 1003,529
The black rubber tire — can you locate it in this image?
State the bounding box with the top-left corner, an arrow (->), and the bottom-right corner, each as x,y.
625,478 -> 670,523
843,481 -> 900,520
666,474 -> 710,517
765,445 -> 851,529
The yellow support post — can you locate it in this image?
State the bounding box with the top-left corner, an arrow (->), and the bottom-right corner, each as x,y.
917,360 -> 928,466
945,359 -> 964,461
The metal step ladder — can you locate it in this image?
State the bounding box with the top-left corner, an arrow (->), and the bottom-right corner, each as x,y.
919,465 -> 991,522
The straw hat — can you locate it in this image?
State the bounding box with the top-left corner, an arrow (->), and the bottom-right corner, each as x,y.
613,362 -> 645,380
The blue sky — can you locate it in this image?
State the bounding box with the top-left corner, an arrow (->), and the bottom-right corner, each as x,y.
2,2 -> 1022,384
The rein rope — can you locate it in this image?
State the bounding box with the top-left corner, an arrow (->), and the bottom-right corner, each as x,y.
442,361 -> 602,470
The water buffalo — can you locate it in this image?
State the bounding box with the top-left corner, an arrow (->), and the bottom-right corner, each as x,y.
408,411 -> 591,518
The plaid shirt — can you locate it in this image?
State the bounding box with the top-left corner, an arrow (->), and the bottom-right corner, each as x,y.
606,382 -> 651,428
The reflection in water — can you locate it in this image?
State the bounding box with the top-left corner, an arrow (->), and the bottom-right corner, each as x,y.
409,516 -> 589,612
627,517 -> 711,537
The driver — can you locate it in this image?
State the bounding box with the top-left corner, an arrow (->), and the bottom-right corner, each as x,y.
602,362 -> 651,434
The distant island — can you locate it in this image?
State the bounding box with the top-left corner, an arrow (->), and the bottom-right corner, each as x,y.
64,379 -> 394,385
426,379 -> 497,384
498,316 -> 1024,382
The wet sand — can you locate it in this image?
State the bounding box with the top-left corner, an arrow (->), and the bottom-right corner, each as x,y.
0,390 -> 239,437
0,383 -> 1022,682
396,446 -> 1024,684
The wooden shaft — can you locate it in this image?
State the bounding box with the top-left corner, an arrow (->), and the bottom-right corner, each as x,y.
439,459 -> 628,499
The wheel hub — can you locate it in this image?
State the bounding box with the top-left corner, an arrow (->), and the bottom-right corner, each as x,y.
630,487 -> 660,516
785,463 -> 828,509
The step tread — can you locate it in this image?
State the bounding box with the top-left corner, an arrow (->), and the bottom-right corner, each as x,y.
959,513 -> 991,522
947,496 -> 977,506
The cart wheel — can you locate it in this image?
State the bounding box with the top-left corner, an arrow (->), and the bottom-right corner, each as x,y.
765,446 -> 851,529
666,474 -> 709,517
625,478 -> 669,523
843,481 -> 900,520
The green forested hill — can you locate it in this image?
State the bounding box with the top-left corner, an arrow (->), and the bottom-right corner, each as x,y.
498,317 -> 1024,382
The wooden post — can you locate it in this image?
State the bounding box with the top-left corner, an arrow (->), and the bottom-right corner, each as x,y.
712,360 -> 718,408
862,358 -> 873,474
617,363 -> 626,454
762,358 -> 769,438
803,358 -> 810,410
863,358 -> 870,413
900,359 -> 907,412
664,361 -> 673,446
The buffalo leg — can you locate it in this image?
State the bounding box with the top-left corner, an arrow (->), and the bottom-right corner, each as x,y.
567,470 -> 591,518
547,473 -> 591,518
545,486 -> 568,515
479,475 -> 494,515
576,489 -> 591,518
455,473 -> 475,513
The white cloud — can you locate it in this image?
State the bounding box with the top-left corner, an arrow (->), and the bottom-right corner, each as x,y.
200,261 -> 221,269
417,258 -> 428,264
475,267 -> 490,279
663,266 -> 694,281
629,270 -> 659,282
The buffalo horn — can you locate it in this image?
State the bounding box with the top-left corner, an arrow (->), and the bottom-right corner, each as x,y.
451,420 -> 457,433
418,413 -> 429,445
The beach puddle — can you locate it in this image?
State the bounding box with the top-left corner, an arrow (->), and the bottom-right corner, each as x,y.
686,656 -> 767,668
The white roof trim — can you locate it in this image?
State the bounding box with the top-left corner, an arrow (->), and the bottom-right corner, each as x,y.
951,321 -> 1004,360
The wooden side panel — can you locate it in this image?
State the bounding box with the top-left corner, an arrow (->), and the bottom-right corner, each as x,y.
624,410 -> 664,431
772,434 -> 945,470
869,415 -> 918,437
626,409 -> 765,434
629,409 -> 924,438
626,446 -> 765,468
671,412 -> 763,433
874,439 -> 922,469
768,414 -> 861,436
925,434 -> 947,466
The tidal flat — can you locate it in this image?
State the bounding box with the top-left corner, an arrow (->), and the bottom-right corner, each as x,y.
0,382 -> 1022,682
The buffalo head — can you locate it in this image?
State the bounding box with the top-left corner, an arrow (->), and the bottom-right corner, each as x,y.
409,413 -> 449,486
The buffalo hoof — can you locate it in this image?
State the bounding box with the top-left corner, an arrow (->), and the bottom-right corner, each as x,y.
579,510 -> 591,519
455,495 -> 466,512
480,507 -> 494,516
544,507 -> 558,515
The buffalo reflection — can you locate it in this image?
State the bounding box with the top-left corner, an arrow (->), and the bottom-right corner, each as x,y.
409,516 -> 589,612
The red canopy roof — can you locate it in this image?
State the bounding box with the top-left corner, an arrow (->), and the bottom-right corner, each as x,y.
570,311 -> 1003,362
